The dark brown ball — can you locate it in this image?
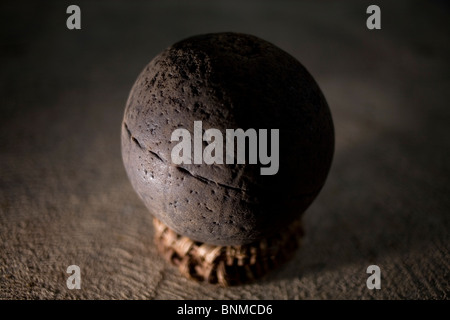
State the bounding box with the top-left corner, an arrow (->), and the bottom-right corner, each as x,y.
121,32 -> 334,246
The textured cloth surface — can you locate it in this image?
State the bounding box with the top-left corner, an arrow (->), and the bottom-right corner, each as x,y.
1,1 -> 449,299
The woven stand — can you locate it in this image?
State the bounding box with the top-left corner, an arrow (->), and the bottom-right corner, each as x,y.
153,217 -> 304,286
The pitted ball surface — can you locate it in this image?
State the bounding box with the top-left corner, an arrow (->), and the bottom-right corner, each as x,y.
122,32 -> 334,245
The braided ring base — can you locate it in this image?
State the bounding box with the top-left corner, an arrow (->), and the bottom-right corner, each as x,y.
153,217 -> 304,286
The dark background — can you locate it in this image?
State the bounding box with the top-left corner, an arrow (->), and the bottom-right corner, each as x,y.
0,0 -> 449,299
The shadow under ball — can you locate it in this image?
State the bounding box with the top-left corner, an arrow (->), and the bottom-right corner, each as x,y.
121,32 -> 334,246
